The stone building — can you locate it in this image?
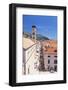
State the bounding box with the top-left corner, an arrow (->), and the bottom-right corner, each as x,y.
42,40 -> 57,72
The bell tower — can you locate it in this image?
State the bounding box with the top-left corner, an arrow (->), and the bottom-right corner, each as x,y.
32,25 -> 36,42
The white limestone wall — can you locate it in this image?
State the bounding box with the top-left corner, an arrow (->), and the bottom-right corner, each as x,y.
24,44 -> 40,74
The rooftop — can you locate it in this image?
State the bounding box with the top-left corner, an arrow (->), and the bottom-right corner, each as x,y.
42,40 -> 57,54
23,37 -> 35,49
42,40 -> 57,48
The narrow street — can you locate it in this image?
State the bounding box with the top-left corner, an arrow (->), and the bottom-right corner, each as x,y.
39,43 -> 45,71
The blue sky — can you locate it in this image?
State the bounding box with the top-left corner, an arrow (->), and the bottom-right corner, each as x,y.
23,15 -> 57,40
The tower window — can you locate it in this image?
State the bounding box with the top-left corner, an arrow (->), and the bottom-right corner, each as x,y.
33,37 -> 35,39
32,32 -> 35,35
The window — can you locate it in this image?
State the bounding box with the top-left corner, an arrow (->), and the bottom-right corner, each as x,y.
54,65 -> 57,72
54,50 -> 57,52
48,56 -> 50,57
48,59 -> 50,64
32,32 -> 35,35
54,60 -> 57,64
28,67 -> 30,74
48,66 -> 50,70
33,37 -> 35,39
54,56 -> 57,57
34,62 -> 37,69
